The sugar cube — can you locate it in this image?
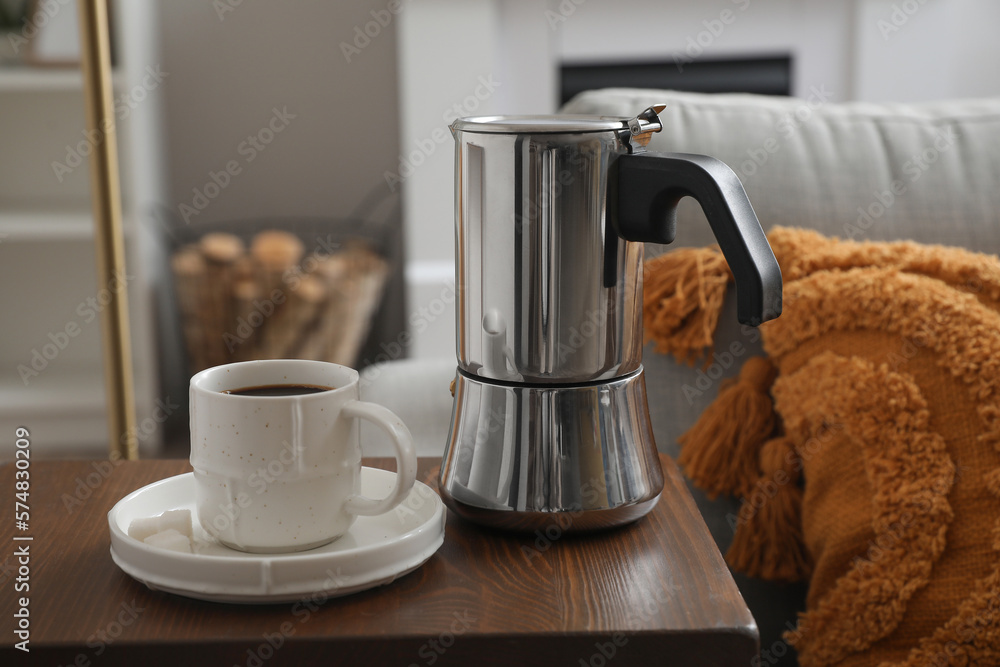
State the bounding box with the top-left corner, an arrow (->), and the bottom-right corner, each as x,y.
143,528 -> 192,553
128,509 -> 193,542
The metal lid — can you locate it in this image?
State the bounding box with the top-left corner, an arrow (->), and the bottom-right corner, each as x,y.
450,115 -> 629,134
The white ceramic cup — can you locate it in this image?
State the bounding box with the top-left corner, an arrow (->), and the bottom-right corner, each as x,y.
189,359 -> 417,553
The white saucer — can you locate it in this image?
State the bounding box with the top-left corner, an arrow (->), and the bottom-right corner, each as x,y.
108,468 -> 446,604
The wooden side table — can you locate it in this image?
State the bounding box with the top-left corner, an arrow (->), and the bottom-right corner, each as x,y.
1,455 -> 757,666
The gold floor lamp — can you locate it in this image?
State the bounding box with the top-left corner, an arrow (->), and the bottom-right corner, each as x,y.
77,0 -> 137,461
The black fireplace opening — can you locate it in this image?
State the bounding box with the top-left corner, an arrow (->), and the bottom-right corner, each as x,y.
560,54 -> 793,106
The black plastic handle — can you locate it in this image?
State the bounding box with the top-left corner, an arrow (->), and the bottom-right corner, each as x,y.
614,152 -> 782,326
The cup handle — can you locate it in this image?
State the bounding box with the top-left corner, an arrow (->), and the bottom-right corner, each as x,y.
342,400 -> 417,516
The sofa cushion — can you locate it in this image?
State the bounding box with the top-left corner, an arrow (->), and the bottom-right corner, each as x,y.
562,88 -> 1000,249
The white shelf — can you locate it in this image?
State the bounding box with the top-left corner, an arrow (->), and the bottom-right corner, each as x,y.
0,367 -> 164,458
0,66 -> 124,93
0,206 -> 95,242
0,368 -> 104,412
0,210 -> 94,241
0,66 -> 82,91
0,369 -> 108,457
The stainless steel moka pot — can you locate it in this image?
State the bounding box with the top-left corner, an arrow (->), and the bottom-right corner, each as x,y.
439,105 -> 782,531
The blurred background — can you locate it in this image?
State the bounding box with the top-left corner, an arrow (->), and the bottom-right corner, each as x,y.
2,0 -> 998,458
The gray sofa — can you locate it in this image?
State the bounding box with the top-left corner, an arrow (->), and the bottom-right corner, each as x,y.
364,89 -> 1000,665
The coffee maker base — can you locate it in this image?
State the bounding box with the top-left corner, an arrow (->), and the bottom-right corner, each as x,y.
439,489 -> 662,533
439,368 -> 665,532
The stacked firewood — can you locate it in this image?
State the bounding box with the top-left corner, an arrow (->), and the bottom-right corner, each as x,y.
171,230 -> 388,374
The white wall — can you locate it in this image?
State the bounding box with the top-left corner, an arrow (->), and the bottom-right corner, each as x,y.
853,0 -> 1000,102
396,0 -> 503,359
398,0 -> 1000,360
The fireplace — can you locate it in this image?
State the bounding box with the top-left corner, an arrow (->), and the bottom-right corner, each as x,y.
560,54 -> 793,106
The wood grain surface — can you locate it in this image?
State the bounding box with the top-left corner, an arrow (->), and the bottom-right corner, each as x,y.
0,456 -> 756,666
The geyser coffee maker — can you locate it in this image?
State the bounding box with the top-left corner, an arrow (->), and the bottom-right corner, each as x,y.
439,105 -> 782,531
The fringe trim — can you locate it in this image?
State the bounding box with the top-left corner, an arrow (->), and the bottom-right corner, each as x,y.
726,436 -> 811,582
642,247 -> 732,365
677,357 -> 777,499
